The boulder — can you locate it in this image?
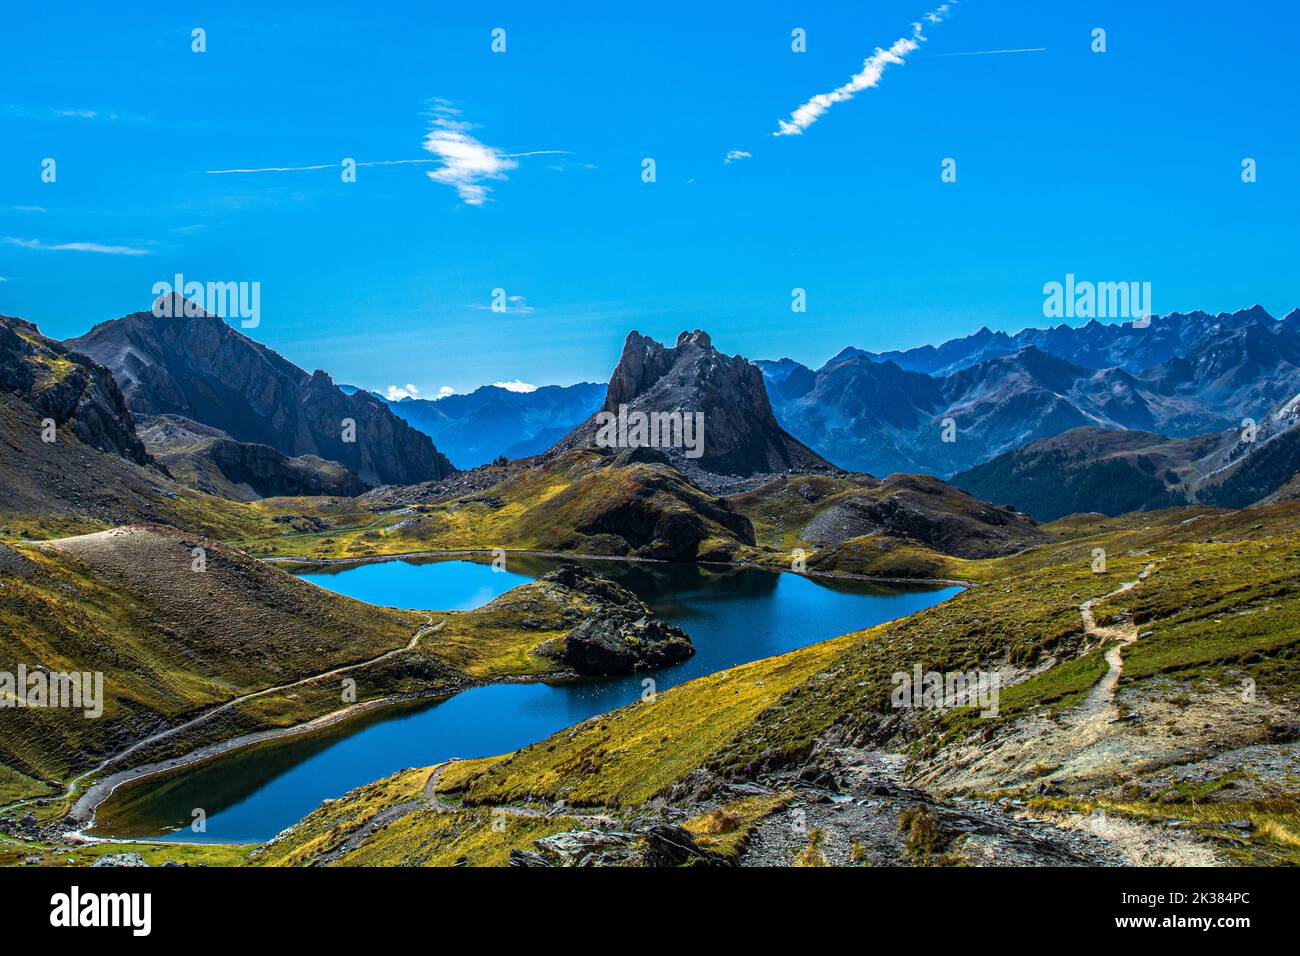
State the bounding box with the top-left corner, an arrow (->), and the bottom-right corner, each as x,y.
538,565 -> 695,675
562,615 -> 693,675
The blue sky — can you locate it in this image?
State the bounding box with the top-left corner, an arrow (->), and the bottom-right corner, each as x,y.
2,1 -> 1296,397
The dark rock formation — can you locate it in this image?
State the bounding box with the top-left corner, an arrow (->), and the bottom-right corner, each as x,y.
538,564 -> 694,675
1,316 -> 148,464
641,824 -> 723,867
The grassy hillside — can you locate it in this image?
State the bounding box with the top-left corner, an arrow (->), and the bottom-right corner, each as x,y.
731,472 -> 1046,569
194,450 -> 757,564
0,526 -> 604,808
0,526 -> 420,802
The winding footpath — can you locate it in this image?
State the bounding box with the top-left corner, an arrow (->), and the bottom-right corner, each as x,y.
0,615 -> 444,826
1078,562 -> 1157,719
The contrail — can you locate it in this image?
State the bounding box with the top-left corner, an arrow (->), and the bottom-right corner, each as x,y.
927,47 -> 1045,57
204,159 -> 436,174
774,1 -> 958,136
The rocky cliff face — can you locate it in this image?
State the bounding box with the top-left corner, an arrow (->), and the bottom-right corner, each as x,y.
67,304 -> 453,487
553,330 -> 837,487
0,316 -> 148,464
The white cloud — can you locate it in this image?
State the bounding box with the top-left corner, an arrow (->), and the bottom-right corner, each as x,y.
724,150 -> 752,164
384,384 -> 421,401
774,2 -> 956,136
437,386 -> 455,398
198,103 -> 566,203
422,100 -> 568,205
3,237 -> 149,256
472,294 -> 535,315
0,105 -> 129,122
12,206 -> 45,213
492,380 -> 538,393
422,103 -> 516,206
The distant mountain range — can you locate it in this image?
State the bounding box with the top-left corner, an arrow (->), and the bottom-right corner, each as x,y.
373,382 -> 604,469
758,306 -> 1300,479
68,299 -> 454,490
8,293 -> 1299,524
953,389 -> 1300,521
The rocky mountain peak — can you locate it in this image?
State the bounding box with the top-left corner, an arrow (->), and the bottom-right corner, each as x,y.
150,292 -> 214,321
553,329 -> 837,487
675,329 -> 712,350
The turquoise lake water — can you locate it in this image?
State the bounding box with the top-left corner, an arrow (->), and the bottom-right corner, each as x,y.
92,555 -> 958,843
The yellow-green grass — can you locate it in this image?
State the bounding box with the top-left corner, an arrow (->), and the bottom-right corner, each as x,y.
924,648 -> 1111,760
683,792 -> 793,861
1096,535 -> 1300,697
249,765 -> 585,867
446,637 -> 850,808
211,502 -> 1300,866
0,834 -> 254,868
0,526 -> 594,811
319,807 -> 580,867
246,767 -> 431,866
1029,794 -> 1300,866
792,827 -> 830,867
225,451 -> 754,564
0,529 -> 421,795
112,581 -> 591,772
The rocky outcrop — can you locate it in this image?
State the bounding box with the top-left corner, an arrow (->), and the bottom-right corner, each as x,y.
551,330 -> 837,487
67,303 -> 454,487
804,474 -> 1046,558
578,454 -> 757,560
509,824 -> 722,867
0,316 -> 148,464
537,564 -> 694,675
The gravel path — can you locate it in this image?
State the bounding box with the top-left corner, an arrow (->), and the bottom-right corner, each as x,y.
0,616 -> 444,824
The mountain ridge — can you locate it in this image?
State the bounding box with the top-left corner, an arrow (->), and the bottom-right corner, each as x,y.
67,302 -> 454,487
760,306 -> 1300,478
